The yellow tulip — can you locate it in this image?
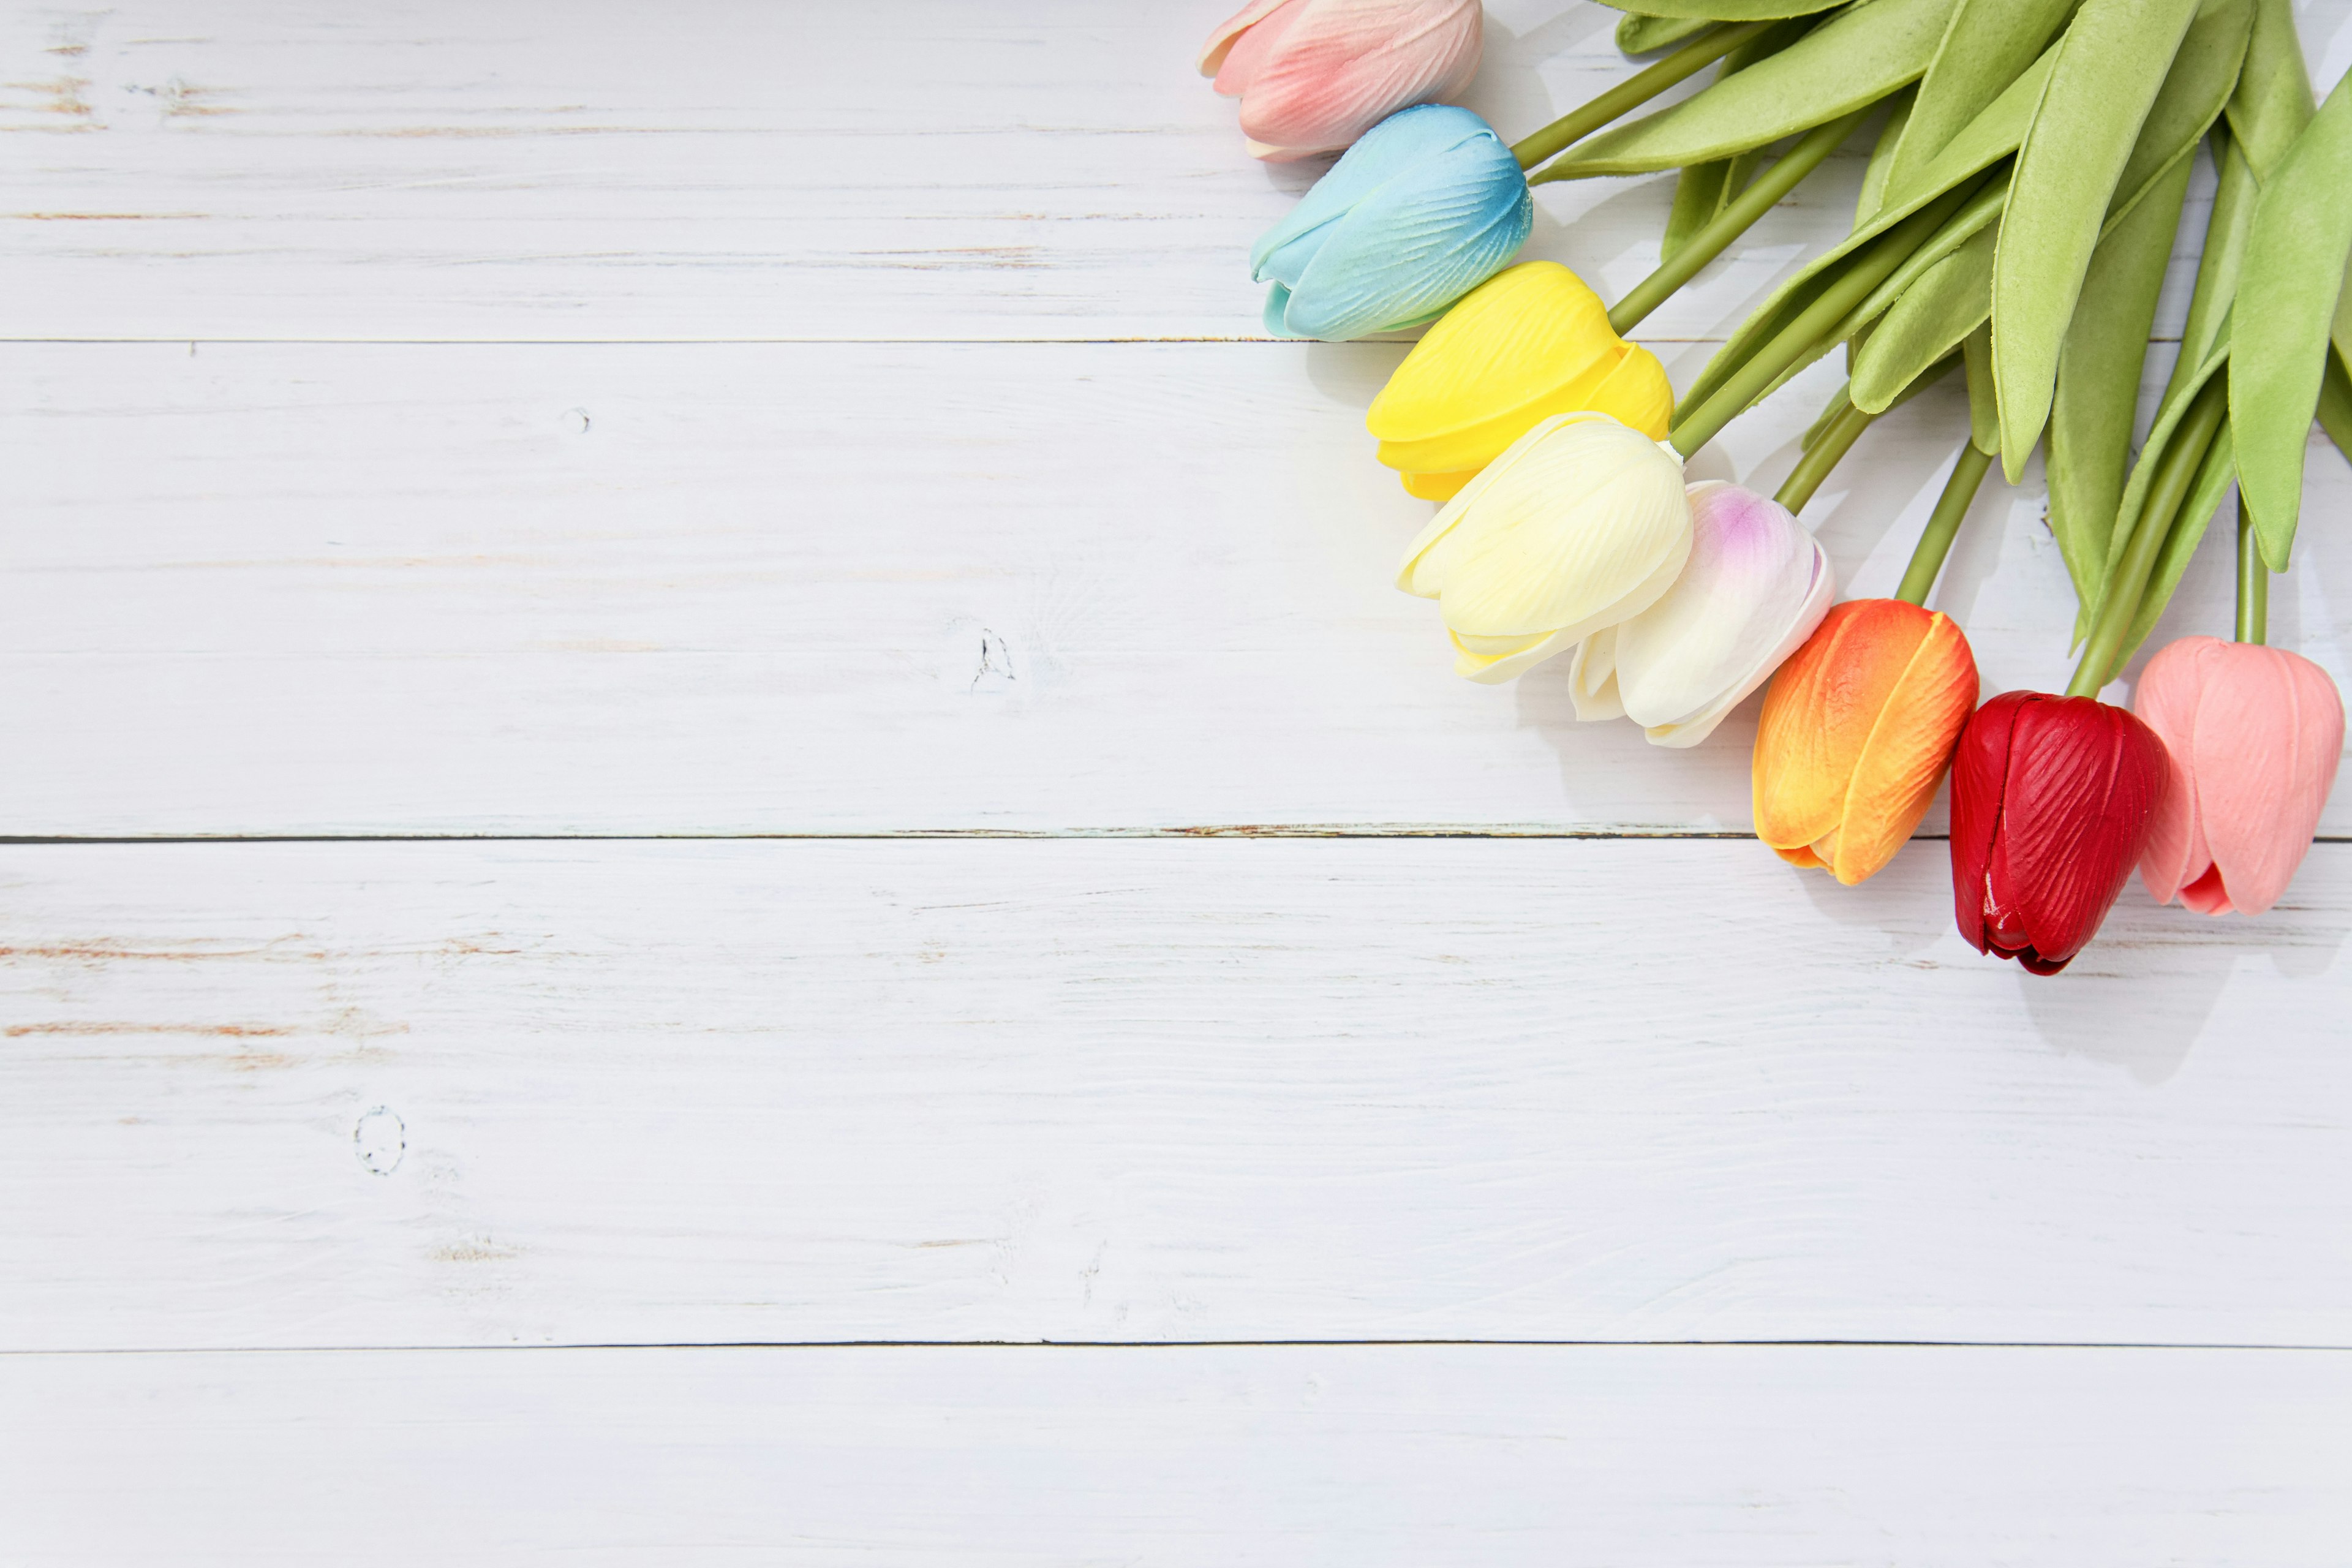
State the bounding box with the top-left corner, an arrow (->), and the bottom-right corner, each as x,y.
1367,260 -> 1673,500
1396,411 -> 1692,684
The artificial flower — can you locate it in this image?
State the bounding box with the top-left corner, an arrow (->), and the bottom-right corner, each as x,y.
1950,691 -> 2170,974
2133,635 -> 2345,915
1752,600 -> 1979,884
1199,0 -> 1483,162
1365,261 -> 1673,499
1396,410 -> 1690,683
1252,104 -> 1532,341
1569,483 -> 1833,747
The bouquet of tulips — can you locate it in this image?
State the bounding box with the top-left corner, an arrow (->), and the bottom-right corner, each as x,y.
1200,0 -> 2351,973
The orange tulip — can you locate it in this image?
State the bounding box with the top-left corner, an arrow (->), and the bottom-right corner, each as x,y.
1752,599 -> 1980,884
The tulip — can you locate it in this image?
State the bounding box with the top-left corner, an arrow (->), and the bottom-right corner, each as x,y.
2133,636 -> 2345,915
1199,0 -> 1483,162
1569,483 -> 1833,748
1752,600 -> 1979,884
1253,104 -> 1532,342
1365,261 -> 1673,500
1396,411 -> 1690,683
1949,692 -> 2171,974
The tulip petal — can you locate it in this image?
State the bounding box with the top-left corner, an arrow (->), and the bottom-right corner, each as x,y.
1281,146 -> 1531,339
1412,416 -> 1691,638
1569,628 -> 1626,721
1453,626 -> 1575,684
2132,635 -> 2218,905
1369,262 -> 1619,460
2187,642 -> 2344,914
1831,609 -> 1978,883
1754,600 -> 1977,883
1954,692 -> 2168,973
1610,484 -> 1830,748
1210,0 -> 1307,89
1401,469 -> 1477,500
1250,104 -> 1488,282
1948,688 -> 2023,957
1202,0 -> 1298,77
1235,0 -> 1484,158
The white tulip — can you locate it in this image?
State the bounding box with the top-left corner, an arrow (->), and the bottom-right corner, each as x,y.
1395,412 -> 1692,684
1570,481 -> 1834,747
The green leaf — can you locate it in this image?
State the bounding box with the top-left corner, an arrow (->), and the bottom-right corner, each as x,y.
2332,260 -> 2350,367
2046,151 -> 2193,620
2171,130 -> 2261,403
1538,0 -> 1959,175
2087,333 -> 2231,641
1879,0 -> 2076,195
1855,88 -> 1916,222
1596,0 -> 1847,19
1799,380 -> 1855,450
2230,71 -> 2352,570
2124,415 -> 2239,659
1963,322 -> 2000,454
2224,0 -> 2316,175
2102,0 -> 2254,225
1660,21 -> 1814,258
1851,224 -> 1994,411
2318,344 -> 2352,465
1664,162 -> 1734,258
1616,10 -> 1717,51
1990,0 -> 2203,478
1673,47 -> 2053,420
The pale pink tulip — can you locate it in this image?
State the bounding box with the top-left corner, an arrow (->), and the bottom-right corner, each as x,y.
2133,636 -> 2345,916
1198,0 -> 1483,162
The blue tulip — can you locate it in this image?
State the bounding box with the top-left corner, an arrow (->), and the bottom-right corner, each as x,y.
1250,104 -> 1534,342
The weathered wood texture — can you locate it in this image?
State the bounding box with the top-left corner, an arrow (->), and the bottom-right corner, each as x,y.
6,1345 -> 2348,1566
6,840 -> 2346,1352
8,341 -> 2347,835
0,0 -> 1894,344
9,1 -> 2352,1555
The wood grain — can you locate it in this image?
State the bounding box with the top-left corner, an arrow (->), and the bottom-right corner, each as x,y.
7,340 -> 2346,835
0,0 -> 1898,345
6,839 -> 2346,1352
6,1344 -> 2348,1564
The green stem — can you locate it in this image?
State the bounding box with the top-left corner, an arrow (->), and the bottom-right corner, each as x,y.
1774,388 -> 1875,513
1606,106 -> 1871,335
2065,374 -> 2230,696
1669,181 -> 1977,458
1510,21 -> 1771,171
2236,507 -> 2268,644
1894,443 -> 1994,606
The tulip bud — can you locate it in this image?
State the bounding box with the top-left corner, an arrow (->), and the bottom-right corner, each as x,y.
1949,692 -> 2171,974
1753,600 -> 1979,884
1569,484 -> 1833,748
1199,0 -> 1483,163
1396,411 -> 1691,684
2133,636 -> 2345,916
1366,262 -> 1674,500
1252,104 -> 1532,342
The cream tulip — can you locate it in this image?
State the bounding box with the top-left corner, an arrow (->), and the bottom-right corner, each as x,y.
1396,411 -> 1692,684
1569,483 -> 1834,747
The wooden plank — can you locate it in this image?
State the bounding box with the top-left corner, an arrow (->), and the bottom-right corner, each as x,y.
5,1344 -> 2347,1563
4,839 -> 2346,1352
0,0 -> 1912,344
7,341 -> 2346,835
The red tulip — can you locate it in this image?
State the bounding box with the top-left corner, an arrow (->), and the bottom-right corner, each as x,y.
1948,692 -> 2171,974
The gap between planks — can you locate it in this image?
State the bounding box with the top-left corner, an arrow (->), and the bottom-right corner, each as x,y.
13,1338 -> 2352,1357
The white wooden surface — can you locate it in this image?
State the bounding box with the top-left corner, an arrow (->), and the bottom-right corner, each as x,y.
7,1 -> 2352,1560
7,1346 -> 2349,1565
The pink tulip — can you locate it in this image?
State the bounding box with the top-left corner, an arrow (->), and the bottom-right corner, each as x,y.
2133,636 -> 2345,915
1199,0 -> 1483,162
